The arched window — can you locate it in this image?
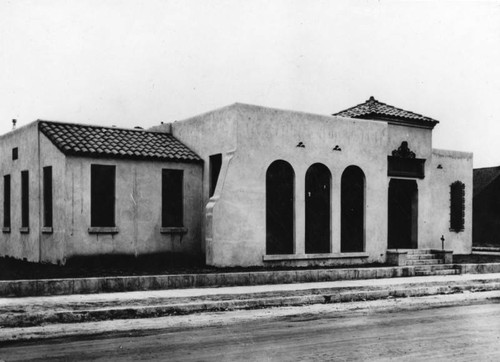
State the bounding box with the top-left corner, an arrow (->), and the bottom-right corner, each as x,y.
266,160 -> 295,254
341,166 -> 365,252
305,163 -> 331,253
450,181 -> 465,232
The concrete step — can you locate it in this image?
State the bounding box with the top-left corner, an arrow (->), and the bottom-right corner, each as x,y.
406,259 -> 444,266
433,269 -> 461,275
406,254 -> 439,260
415,269 -> 460,276
414,265 -> 456,271
406,249 -> 433,255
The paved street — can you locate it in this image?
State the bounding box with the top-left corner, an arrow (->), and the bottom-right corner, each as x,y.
1,297 -> 499,361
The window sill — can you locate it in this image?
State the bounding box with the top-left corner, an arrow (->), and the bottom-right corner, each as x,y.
20,227 -> 30,234
42,227 -> 53,234
2,227 -> 10,233
263,252 -> 369,261
88,227 -> 119,234
160,227 -> 188,234
449,228 -> 464,233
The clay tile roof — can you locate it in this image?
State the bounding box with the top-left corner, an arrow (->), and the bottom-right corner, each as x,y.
473,166 -> 500,197
332,96 -> 439,128
38,121 -> 202,163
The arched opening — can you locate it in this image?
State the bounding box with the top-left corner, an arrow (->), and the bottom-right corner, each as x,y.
305,163 -> 331,253
266,160 -> 294,254
341,166 -> 365,252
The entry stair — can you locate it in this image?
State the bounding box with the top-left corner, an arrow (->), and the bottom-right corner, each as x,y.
405,249 -> 460,276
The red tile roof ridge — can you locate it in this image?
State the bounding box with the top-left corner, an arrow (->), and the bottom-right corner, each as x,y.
37,119 -> 167,135
38,120 -> 202,163
332,96 -> 439,126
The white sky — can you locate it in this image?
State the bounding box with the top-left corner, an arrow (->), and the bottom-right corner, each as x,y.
1,0 -> 499,167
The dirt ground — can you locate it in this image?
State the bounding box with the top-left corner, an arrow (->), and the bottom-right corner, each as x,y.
0,254 -> 387,281
0,253 -> 207,281
1,253 -> 500,281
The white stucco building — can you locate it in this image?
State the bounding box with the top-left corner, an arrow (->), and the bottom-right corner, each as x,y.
154,97 -> 473,267
0,97 -> 472,267
0,121 -> 203,264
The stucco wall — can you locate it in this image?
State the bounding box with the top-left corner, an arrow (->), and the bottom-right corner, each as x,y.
1,107 -> 472,267
388,124 -> 433,252
38,132 -> 67,263
0,122 -> 41,262
153,104 -> 238,254
152,105 -> 238,156
170,103 -> 472,267
63,156 -> 203,261
387,124 -> 432,159
423,149 -> 473,254
194,104 -> 390,266
1,123 -> 204,264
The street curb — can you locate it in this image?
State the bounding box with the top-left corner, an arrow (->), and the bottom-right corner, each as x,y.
3,290 -> 500,344
2,263 -> 500,298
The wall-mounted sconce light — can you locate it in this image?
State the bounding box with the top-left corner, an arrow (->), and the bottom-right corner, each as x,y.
437,164 -> 443,169
296,142 -> 305,148
332,145 -> 342,151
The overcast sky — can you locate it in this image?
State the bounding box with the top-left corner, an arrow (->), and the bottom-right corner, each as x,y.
1,0 -> 499,167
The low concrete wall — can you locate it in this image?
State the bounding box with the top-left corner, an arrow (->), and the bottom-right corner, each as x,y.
456,263 -> 500,274
2,263 -> 500,298
386,249 -> 453,266
386,250 -> 408,266
473,247 -> 500,252
0,267 -> 411,297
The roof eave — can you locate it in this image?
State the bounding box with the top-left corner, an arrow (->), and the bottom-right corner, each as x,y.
63,151 -> 203,163
38,121 -> 203,164
353,114 -> 439,130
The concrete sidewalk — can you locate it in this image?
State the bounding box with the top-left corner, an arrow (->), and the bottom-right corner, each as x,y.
2,290 -> 500,345
1,273 -> 500,332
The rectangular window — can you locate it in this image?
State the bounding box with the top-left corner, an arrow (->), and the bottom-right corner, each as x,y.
43,166 -> 53,228
162,169 -> 183,227
12,147 -> 18,160
3,175 -> 10,229
91,165 -> 115,227
209,153 -> 222,197
21,170 -> 29,228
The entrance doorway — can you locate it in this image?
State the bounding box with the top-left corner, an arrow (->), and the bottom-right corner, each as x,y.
266,160 -> 295,255
341,166 -> 365,252
305,163 -> 331,253
388,179 -> 418,249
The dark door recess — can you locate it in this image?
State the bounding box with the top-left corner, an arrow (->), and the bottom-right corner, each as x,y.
341,166 -> 365,252
305,163 -> 331,254
388,179 -> 418,249
266,160 -> 295,255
